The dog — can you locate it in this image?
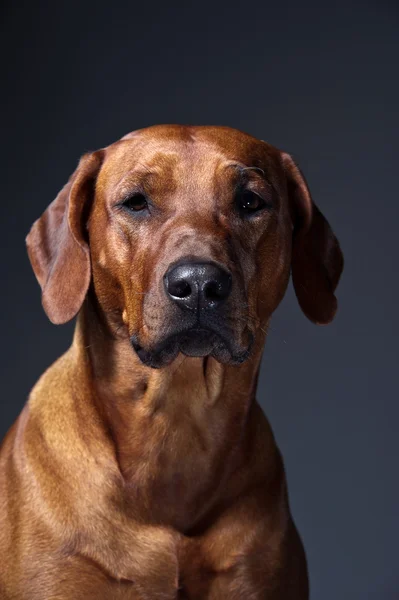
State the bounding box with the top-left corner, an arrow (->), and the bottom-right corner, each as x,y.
0,125 -> 343,599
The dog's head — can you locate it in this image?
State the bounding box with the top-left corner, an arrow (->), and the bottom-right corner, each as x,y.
26,125 -> 343,368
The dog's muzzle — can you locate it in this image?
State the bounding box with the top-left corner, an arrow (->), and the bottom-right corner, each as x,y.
131,260 -> 253,368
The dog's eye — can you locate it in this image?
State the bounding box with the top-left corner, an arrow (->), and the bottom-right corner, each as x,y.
122,194 -> 148,212
236,190 -> 266,215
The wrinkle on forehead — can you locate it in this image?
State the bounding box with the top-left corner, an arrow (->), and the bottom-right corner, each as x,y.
225,164 -> 265,177
113,154 -> 180,197
221,162 -> 270,187
99,146 -> 180,198
98,126 -> 282,202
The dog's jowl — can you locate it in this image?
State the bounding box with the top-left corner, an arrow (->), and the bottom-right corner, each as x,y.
0,125 -> 343,599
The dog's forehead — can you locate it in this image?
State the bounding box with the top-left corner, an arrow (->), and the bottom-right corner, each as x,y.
99,125 -> 281,189
119,124 -> 268,155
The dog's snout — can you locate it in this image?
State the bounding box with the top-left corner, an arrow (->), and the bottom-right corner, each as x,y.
164,262 -> 232,311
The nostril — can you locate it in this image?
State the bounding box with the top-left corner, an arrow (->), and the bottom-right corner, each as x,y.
203,280 -> 223,301
203,274 -> 232,303
164,262 -> 231,310
169,279 -> 192,299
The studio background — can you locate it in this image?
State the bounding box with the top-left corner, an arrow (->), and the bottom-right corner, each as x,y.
1,2 -> 398,598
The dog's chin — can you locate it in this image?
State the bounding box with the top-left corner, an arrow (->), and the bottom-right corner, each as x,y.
177,329 -> 216,358
131,329 -> 253,369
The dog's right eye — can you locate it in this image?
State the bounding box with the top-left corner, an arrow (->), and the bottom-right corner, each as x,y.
122,194 -> 148,212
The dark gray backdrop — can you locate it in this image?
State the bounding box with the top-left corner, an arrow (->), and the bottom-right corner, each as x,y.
1,2 -> 398,598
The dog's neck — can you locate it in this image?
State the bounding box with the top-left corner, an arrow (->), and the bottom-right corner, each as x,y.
70,294 -> 267,528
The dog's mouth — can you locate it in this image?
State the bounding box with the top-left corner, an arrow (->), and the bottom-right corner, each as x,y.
131,327 -> 254,369
176,328 -> 218,357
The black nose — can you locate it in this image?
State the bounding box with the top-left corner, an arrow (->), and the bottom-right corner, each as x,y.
164,262 -> 232,311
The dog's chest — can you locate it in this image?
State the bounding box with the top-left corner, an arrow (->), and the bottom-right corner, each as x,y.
119,388 -> 240,530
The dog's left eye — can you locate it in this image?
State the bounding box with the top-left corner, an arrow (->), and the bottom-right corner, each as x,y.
236,190 -> 266,215
122,194 -> 148,212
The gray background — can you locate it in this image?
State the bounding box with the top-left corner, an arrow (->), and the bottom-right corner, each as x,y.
1,1 -> 398,598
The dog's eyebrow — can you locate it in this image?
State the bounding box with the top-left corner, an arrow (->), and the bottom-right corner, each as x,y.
223,163 -> 276,195
114,165 -> 157,193
224,163 -> 265,177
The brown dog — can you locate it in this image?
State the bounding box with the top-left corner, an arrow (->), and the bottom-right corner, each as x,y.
0,125 -> 343,599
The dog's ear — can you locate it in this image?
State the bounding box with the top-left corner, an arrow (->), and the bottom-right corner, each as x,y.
282,153 -> 344,324
26,150 -> 104,325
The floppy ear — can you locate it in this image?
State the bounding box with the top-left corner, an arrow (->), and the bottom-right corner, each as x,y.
282,153 -> 344,325
26,151 -> 104,325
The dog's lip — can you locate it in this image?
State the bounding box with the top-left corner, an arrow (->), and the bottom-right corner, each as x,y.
177,326 -> 215,338
132,326 -> 220,357
131,326 -> 254,368
176,327 -> 218,356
